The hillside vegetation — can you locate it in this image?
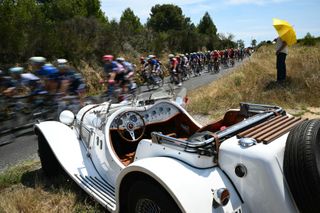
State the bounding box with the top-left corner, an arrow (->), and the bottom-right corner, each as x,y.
187,44 -> 320,118
0,1 -> 236,66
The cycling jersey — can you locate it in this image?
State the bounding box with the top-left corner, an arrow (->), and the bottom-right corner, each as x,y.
104,61 -> 118,74
229,49 -> 235,59
169,58 -> 178,70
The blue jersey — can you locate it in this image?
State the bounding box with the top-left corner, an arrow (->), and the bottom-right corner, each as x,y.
149,59 -> 160,70
36,65 -> 59,80
104,61 -> 118,74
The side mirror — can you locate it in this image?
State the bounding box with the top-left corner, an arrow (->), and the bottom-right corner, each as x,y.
59,110 -> 75,126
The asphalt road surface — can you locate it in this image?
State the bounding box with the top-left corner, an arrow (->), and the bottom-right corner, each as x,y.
0,61 -> 242,172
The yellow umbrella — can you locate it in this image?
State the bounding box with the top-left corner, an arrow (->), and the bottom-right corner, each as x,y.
273,18 -> 297,46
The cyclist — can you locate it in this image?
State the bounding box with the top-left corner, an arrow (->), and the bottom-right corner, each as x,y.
223,49 -> 229,67
102,55 -> 118,98
169,54 -> 181,86
114,57 -> 128,101
0,70 -> 13,95
116,57 -> 136,97
144,55 -> 163,87
56,59 -> 85,96
0,70 -> 13,117
29,56 -> 46,76
229,48 -> 235,67
39,64 -> 60,95
180,54 -> 189,80
146,55 -> 160,73
139,56 -> 147,71
4,67 -> 31,96
211,50 -> 220,72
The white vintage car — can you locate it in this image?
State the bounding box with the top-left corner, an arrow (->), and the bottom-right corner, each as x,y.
34,95 -> 320,213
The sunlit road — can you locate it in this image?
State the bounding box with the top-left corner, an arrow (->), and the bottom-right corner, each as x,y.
0,61 -> 243,172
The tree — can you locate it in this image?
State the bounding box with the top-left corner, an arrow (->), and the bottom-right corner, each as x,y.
218,33 -> 237,49
251,38 -> 257,48
42,0 -> 106,22
119,8 -> 143,52
197,12 -> 217,36
120,8 -> 143,34
237,39 -> 245,49
147,4 -> 185,32
303,32 -> 316,46
197,12 -> 218,50
0,0 -> 45,62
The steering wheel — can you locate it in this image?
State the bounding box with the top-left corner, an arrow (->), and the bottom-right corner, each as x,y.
116,111 -> 146,142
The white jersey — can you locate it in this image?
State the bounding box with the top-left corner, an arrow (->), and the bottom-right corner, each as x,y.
275,37 -> 288,54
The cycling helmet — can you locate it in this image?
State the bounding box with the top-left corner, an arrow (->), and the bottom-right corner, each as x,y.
168,54 -> 174,58
148,55 -> 156,58
57,58 -> 68,64
29,56 -> 46,64
116,57 -> 125,62
9,67 -> 24,74
103,55 -> 114,61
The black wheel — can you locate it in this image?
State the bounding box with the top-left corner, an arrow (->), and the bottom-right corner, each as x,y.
284,119 -> 320,213
126,180 -> 181,213
37,133 -> 63,177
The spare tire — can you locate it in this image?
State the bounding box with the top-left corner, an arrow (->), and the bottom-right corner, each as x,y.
284,119 -> 320,213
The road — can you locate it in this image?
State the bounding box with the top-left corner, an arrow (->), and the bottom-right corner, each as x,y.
0,62 -> 241,172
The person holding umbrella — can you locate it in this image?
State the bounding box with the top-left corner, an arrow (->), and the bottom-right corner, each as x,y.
274,36 -> 288,82
273,18 -> 296,83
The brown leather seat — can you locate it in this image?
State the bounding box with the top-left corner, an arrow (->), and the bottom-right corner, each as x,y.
120,152 -> 135,166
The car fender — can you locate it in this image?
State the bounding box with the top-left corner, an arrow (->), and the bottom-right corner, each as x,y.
34,121 -> 91,175
116,157 -> 245,213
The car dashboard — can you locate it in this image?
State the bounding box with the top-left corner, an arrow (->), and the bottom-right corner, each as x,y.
110,102 -> 180,129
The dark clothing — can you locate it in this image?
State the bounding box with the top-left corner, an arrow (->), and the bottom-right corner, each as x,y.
276,52 -> 287,81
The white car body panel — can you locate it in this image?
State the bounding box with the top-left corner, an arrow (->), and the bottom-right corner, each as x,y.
118,156 -> 247,213
219,134 -> 299,213
35,100 -> 304,213
35,121 -> 117,211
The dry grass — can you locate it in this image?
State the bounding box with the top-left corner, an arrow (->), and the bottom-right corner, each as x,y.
76,60 -> 105,96
187,44 -> 320,119
0,161 -> 104,213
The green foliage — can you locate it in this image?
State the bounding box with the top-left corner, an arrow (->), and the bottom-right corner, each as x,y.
251,38 -> 257,48
118,8 -> 144,52
147,4 -> 185,32
197,12 -> 218,50
237,39 -> 245,49
0,160 -> 40,190
219,33 -> 237,49
302,32 -> 316,46
0,2 -> 240,65
120,8 -> 142,33
198,12 -> 217,36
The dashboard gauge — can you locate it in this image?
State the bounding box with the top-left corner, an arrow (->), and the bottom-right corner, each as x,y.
159,107 -> 163,112
130,114 -> 138,122
152,110 -> 157,115
116,118 -> 123,126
